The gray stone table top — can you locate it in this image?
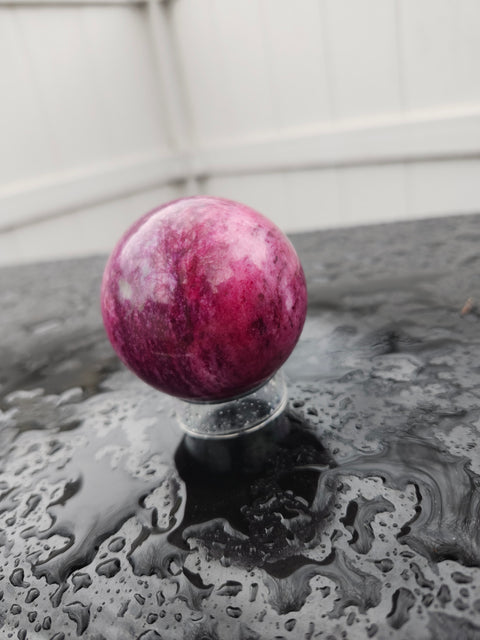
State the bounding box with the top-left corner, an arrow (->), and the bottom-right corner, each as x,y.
1,213 -> 480,639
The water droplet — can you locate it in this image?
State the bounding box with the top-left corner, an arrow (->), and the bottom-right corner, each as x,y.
452,571 -> 473,584
22,494 -> 41,518
137,632 -> 162,640
249,582 -> 258,602
437,584 -> 452,606
366,624 -> 378,638
374,558 -> 393,574
25,587 -> 39,603
95,558 -> 121,578
216,581 -> 242,597
172,568 -> 213,611
9,568 -> 29,588
72,572 -> 92,592
454,598 -> 469,611
422,593 -> 434,607
387,588 -> 415,630
108,536 -> 125,552
410,562 -> 434,590
284,618 -> 296,631
63,601 -> 91,635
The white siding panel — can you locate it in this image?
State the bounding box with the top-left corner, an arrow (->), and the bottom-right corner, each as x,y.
455,0 -> 480,104
0,10 -> 58,183
408,159 -> 480,218
285,169 -> 341,231
1,0 -> 480,266
399,0 -> 480,110
81,5 -> 170,154
259,0 -> 331,129
14,7 -> 113,169
2,4 -> 169,186
208,0 -> 276,140
323,0 -> 402,119
0,231 -> 22,266
338,164 -> 407,226
171,0 -> 234,145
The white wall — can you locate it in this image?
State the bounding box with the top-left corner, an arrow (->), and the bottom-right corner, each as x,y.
1,0 -> 480,265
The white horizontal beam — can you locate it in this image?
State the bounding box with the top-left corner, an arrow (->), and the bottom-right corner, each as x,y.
1,108 -> 479,232
0,0 -> 177,5
0,151 -> 187,232
192,108 -> 480,177
0,0 -> 152,5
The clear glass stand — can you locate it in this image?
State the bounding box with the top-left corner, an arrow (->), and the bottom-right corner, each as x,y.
175,371 -> 287,439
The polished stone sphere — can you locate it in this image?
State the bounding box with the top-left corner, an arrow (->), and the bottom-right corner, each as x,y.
101,196 -> 307,401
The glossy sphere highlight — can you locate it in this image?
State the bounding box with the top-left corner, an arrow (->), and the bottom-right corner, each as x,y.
101,196 -> 307,401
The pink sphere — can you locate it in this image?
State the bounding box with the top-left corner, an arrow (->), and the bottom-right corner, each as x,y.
101,196 -> 307,401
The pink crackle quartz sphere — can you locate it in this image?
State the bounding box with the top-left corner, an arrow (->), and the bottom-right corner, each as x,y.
101,196 -> 307,402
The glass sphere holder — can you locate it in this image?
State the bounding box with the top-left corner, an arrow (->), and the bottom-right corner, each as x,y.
175,371 -> 287,439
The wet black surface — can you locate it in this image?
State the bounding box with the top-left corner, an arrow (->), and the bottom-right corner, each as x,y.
2,214 -> 480,638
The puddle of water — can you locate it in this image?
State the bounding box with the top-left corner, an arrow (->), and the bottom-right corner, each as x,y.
3,220 -> 480,638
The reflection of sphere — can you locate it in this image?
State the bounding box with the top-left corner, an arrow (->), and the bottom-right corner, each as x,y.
101,196 -> 307,401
